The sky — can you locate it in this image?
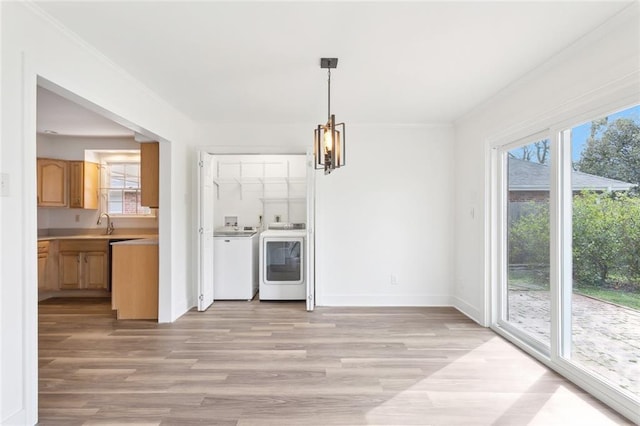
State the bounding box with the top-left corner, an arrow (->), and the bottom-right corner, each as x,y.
571,104 -> 640,162
509,104 -> 639,163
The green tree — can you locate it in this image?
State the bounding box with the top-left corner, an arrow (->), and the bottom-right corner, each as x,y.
576,117 -> 640,192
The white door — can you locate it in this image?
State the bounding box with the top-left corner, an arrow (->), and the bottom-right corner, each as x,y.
306,151 -> 316,311
197,151 -> 215,311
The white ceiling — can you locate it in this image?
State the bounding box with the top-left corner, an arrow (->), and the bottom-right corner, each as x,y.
37,86 -> 134,137
35,1 -> 633,133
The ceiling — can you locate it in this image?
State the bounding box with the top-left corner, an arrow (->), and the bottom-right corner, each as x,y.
34,1 -> 634,134
37,86 -> 134,137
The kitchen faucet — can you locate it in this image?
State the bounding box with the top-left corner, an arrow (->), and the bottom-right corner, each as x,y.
97,212 -> 114,235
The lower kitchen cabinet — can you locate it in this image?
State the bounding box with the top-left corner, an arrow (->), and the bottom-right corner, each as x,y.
37,241 -> 50,290
58,240 -> 108,290
111,239 -> 158,320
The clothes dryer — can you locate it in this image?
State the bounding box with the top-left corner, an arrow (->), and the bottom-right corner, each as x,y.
259,229 -> 306,300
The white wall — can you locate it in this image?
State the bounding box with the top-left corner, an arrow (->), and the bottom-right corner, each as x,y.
315,124 -> 455,306
0,3 -> 196,424
453,4 -> 640,325
36,134 -> 138,159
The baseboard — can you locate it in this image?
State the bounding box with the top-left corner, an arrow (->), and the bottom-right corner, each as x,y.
38,290 -> 110,302
452,296 -> 484,325
318,294 -> 453,307
2,408 -> 29,426
169,297 -> 193,323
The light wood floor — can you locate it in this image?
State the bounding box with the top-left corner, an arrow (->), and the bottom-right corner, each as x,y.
38,298 -> 631,425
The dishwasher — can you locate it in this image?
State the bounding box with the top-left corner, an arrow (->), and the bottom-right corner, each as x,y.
213,229 -> 259,300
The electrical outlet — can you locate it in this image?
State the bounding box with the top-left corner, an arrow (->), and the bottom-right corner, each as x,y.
75,214 -> 80,223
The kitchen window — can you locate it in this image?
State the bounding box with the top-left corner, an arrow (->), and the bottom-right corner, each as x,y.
102,162 -> 151,216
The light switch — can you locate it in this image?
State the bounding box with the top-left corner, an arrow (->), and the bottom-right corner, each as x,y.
0,173 -> 9,197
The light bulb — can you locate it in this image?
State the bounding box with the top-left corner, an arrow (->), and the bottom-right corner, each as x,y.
324,127 -> 333,153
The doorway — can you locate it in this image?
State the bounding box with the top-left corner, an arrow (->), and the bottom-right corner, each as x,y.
34,79 -> 168,416
196,153 -> 316,311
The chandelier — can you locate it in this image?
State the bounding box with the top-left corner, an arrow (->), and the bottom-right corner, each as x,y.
314,58 -> 346,174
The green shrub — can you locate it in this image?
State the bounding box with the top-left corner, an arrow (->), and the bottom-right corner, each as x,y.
508,191 -> 640,288
572,191 -> 640,286
508,201 -> 549,265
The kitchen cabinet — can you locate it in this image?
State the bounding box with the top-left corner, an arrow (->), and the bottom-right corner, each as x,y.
37,241 -> 50,290
58,239 -> 108,290
140,142 -> 159,208
69,161 -> 99,209
37,158 -> 67,207
111,239 -> 158,320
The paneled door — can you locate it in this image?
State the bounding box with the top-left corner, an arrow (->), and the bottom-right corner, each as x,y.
197,151 -> 215,311
306,151 -> 316,311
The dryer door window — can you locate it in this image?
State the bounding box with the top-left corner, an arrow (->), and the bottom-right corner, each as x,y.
265,239 -> 303,284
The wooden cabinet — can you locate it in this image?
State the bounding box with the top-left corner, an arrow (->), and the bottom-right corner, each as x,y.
140,142 -> 159,208
37,241 -> 50,290
112,240 -> 158,320
37,158 -> 67,207
69,161 -> 99,209
58,240 -> 108,290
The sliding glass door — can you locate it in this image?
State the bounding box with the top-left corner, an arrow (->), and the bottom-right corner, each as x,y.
495,104 -> 639,417
563,107 -> 640,399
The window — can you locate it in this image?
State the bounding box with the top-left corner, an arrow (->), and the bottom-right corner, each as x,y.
101,161 -> 151,216
493,104 -> 640,418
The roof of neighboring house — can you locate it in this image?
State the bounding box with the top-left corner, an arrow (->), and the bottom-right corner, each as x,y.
508,157 -> 636,191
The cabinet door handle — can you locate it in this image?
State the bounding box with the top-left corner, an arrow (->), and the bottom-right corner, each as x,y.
77,255 -> 80,263
84,256 -> 87,263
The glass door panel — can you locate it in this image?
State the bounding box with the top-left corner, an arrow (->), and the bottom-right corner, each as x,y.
265,240 -> 303,283
567,106 -> 640,397
504,139 -> 552,347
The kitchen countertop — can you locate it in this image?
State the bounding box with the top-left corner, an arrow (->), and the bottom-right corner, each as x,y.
38,229 -> 158,241
38,234 -> 158,241
111,238 -> 158,246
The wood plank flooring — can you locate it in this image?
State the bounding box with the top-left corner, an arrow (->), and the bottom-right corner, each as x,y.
38,297 -> 632,425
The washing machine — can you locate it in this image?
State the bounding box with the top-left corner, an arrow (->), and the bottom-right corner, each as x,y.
259,228 -> 306,300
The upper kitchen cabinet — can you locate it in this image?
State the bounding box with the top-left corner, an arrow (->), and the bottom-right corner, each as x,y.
69,161 -> 100,209
37,158 -> 67,207
140,142 -> 159,208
